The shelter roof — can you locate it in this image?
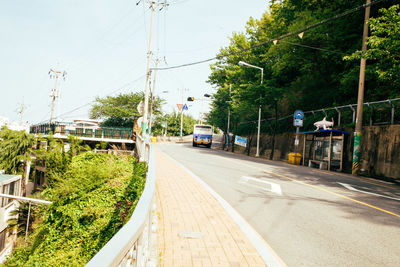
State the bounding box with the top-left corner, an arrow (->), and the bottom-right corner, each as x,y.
296,129 -> 349,137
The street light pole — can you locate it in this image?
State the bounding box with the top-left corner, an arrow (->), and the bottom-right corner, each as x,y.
238,61 -> 263,157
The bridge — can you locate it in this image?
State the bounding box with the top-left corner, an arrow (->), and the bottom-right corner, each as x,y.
29,122 -> 135,146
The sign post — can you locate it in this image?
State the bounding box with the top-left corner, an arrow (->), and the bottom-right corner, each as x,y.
293,110 -> 304,165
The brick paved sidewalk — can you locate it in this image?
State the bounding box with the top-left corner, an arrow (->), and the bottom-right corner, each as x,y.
155,149 -> 266,267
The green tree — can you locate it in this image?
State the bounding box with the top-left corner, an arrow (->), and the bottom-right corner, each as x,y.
208,0 -> 398,143
89,92 -> 165,128
0,127 -> 35,174
163,111 -> 197,136
345,4 -> 400,98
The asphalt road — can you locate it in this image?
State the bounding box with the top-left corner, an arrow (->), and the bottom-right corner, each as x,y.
155,142 -> 400,267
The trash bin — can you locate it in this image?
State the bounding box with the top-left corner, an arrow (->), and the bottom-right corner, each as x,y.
288,153 -> 302,165
150,137 -> 157,143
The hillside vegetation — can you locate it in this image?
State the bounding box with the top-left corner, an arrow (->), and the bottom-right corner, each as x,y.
5,152 -> 146,266
207,1 -> 400,135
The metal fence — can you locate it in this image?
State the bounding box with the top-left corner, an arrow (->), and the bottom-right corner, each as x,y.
238,97 -> 400,133
86,136 -> 156,267
30,122 -> 133,140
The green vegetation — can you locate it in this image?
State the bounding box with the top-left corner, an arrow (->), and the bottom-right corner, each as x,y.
0,127 -> 35,174
151,111 -> 197,136
207,1 -> 399,136
5,152 -> 146,266
89,92 -> 164,128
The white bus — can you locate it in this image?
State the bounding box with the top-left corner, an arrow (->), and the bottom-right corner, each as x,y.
192,124 -> 213,148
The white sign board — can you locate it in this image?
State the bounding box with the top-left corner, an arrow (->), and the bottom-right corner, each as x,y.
234,135 -> 247,147
137,101 -> 144,115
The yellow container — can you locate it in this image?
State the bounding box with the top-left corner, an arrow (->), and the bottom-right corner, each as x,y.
288,153 -> 302,165
150,137 -> 157,143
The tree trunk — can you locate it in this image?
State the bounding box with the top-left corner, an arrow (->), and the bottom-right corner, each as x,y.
270,101 -> 278,160
222,131 -> 226,150
247,123 -> 255,156
231,121 -> 238,153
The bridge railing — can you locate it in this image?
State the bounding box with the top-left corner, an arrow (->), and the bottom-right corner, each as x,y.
86,135 -> 156,267
30,122 -> 133,140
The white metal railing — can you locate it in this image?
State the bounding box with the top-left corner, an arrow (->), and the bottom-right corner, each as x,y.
86,137 -> 156,267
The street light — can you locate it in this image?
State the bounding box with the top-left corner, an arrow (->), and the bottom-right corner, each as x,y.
238,61 -> 263,157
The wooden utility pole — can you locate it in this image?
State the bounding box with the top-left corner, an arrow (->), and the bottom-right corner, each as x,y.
48,69 -> 66,124
352,0 -> 371,175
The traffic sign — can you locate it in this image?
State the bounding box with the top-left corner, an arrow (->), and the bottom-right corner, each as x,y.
183,104 -> 188,110
294,110 -> 304,127
294,119 -> 303,127
294,110 -> 304,120
177,104 -> 183,111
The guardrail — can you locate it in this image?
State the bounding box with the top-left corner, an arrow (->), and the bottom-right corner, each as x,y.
87,136 -> 156,267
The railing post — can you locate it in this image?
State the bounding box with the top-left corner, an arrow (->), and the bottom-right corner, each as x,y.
388,100 -> 395,125
349,105 -> 356,123
335,107 -> 341,126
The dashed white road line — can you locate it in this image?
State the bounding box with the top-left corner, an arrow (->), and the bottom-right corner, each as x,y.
239,176 -> 283,195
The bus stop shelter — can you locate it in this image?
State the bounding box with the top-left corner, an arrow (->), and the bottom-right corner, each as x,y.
297,129 -> 349,171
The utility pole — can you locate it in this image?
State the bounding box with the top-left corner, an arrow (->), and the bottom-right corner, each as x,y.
352,0 -> 371,175
141,0 -> 168,137
142,1 -> 156,137
180,88 -> 184,137
48,69 -> 66,124
226,84 -> 231,148
17,100 -> 25,124
148,58 -> 159,134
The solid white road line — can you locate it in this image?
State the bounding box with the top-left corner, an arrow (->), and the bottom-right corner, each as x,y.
338,183 -> 400,202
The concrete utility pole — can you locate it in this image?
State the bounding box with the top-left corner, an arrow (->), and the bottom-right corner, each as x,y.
17,100 -> 25,123
48,69 -> 66,124
180,88 -> 184,137
141,1 -> 168,137
352,0 -> 371,175
148,58 -> 160,134
142,1 -> 156,136
226,84 -> 231,147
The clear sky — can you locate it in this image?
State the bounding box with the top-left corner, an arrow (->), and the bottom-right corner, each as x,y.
0,0 -> 269,124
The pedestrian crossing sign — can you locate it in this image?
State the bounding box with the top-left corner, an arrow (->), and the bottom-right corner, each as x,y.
183,104 -> 188,111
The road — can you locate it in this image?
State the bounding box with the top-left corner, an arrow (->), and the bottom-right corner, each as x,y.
155,142 -> 400,267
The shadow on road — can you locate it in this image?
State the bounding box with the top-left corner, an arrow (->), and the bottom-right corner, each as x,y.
170,142 -> 400,226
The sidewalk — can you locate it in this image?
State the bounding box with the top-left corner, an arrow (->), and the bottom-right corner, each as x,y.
155,149 -> 267,267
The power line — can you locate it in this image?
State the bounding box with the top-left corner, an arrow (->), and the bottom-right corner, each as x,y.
279,40 -> 349,56
48,74 -> 146,122
153,0 -> 384,71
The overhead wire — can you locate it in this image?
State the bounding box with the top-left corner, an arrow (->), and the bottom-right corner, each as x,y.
279,40 -> 349,56
152,0 -> 384,71
50,74 -> 146,122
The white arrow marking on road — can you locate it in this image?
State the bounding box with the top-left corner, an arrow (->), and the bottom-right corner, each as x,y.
338,182 -> 400,202
239,176 -> 282,195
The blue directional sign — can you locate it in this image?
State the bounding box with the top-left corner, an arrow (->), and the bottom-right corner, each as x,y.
182,104 -> 188,111
294,110 -> 304,120
294,110 -> 304,127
